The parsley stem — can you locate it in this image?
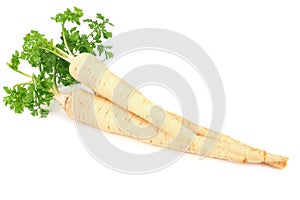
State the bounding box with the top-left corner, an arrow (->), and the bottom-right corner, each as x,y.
62,23 -> 73,57
39,47 -> 69,62
56,48 -> 74,62
52,66 -> 59,94
53,92 -> 68,108
13,80 -> 32,88
87,30 -> 95,39
15,69 -> 32,78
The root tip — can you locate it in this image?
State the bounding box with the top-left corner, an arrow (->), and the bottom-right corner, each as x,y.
265,153 -> 289,169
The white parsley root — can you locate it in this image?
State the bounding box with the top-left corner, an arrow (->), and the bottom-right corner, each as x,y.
57,89 -> 288,168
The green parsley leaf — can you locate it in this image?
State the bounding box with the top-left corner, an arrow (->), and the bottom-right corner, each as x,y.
3,7 -> 114,117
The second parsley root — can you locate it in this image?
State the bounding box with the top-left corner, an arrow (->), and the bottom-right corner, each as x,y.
58,89 -> 288,168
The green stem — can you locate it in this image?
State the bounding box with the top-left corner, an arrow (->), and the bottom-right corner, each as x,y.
39,47 -> 69,62
51,66 -> 66,107
52,66 -> 59,94
40,40 -> 70,59
87,30 -> 95,39
13,80 -> 32,88
62,23 -> 73,56
14,70 -> 32,78
56,48 -> 73,62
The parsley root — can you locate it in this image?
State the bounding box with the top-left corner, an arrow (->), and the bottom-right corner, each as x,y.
59,89 -> 287,168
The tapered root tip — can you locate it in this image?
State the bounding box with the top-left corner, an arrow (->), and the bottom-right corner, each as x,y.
264,153 -> 288,169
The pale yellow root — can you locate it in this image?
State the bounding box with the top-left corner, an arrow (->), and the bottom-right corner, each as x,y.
62,89 -> 288,168
69,53 -> 230,143
69,53 -> 288,168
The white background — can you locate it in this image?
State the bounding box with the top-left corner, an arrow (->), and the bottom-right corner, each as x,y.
0,0 -> 299,199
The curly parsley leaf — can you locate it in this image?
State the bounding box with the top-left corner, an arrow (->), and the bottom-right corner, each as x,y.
3,7 -> 114,118
7,51 -> 21,71
53,7 -> 114,57
3,73 -> 54,118
51,7 -> 83,25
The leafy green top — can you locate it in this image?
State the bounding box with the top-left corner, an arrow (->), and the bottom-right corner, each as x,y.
3,7 -> 113,117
